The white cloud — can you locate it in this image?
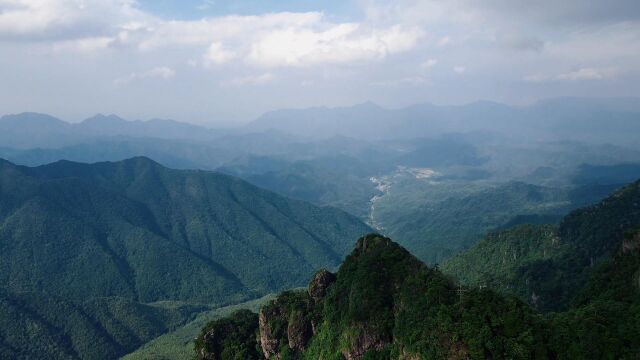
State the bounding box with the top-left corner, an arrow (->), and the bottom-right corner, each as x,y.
247,23 -> 423,67
203,42 -> 236,65
1,0 -> 639,122
114,66 -> 175,86
0,2 -> 424,68
51,36 -> 113,53
0,0 -> 146,40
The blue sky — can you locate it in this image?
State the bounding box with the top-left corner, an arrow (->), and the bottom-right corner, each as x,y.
0,0 -> 639,125
138,0 -> 360,20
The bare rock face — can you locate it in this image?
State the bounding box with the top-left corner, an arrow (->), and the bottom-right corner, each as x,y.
259,306 -> 282,359
356,233 -> 391,255
341,327 -> 389,360
308,269 -> 336,302
258,291 -> 314,359
287,311 -> 313,352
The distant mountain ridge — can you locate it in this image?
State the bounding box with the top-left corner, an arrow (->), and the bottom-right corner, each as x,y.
3,97 -> 639,150
0,112 -> 220,149
249,97 -> 640,144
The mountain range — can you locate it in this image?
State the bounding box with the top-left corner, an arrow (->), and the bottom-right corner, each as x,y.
0,157 -> 370,359
250,97 -> 640,145
195,178 -> 640,359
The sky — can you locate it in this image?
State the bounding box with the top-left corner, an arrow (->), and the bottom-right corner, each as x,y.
0,0 -> 639,125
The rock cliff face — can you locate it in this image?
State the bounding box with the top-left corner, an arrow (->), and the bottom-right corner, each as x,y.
195,235 -> 544,359
257,268 -> 334,359
196,231 -> 640,359
341,326 -> 389,360
308,269 -> 336,302
258,306 -> 281,359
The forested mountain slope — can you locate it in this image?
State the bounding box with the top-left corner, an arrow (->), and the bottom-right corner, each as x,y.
443,179 -> 640,311
0,157 -> 370,359
196,233 -> 640,359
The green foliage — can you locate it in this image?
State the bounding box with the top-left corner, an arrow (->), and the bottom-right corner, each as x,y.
194,310 -> 264,360
0,157 -> 370,359
0,157 -> 369,304
443,180 -> 640,311
200,227 -> 640,359
0,290 -> 203,360
123,295 -> 274,360
547,245 -> 640,359
222,155 -> 381,219
201,235 -> 555,359
375,180 -> 614,264
441,224 -> 564,308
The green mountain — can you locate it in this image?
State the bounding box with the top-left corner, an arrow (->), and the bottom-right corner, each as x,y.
196,234 -> 549,359
0,157 -> 370,359
122,295 -> 275,360
442,180 -> 640,311
196,232 -> 640,359
0,290 -> 208,360
376,181 -> 617,264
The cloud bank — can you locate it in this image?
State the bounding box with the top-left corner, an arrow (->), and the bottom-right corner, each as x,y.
0,0 -> 638,123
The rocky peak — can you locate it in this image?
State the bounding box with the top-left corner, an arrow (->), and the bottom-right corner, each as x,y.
355,233 -> 392,254
258,290 -> 314,359
308,269 -> 336,302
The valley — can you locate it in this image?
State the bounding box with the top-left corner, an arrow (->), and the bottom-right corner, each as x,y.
1,98 -> 640,359
3,1 -> 639,357
367,166 -> 439,231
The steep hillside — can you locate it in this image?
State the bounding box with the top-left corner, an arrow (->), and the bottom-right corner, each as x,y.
377,181 -> 616,264
196,235 -> 550,359
122,295 -> 275,360
443,180 -> 640,311
0,157 -> 370,359
197,232 -> 640,359
0,290 -> 206,360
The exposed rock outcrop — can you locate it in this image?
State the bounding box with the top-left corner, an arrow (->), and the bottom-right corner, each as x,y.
287,310 -> 313,352
258,306 -> 281,359
341,326 -> 390,360
258,290 -> 315,359
308,269 -> 336,302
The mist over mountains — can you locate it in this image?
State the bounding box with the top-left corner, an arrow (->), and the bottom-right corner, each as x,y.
1,97 -> 640,359
251,97 -> 640,145
4,0 -> 640,357
2,97 -> 640,264
3,97 -> 640,150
